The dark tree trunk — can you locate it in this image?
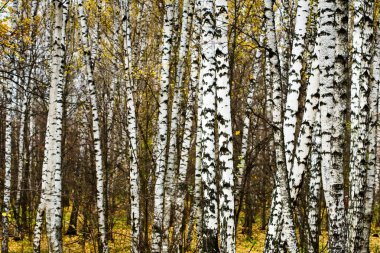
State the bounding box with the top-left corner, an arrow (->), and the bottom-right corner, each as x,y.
66,193 -> 80,235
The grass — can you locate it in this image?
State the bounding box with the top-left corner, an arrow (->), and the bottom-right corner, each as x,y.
5,209 -> 380,252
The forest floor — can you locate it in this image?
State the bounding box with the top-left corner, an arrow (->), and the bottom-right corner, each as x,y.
7,225 -> 380,252
6,210 -> 380,252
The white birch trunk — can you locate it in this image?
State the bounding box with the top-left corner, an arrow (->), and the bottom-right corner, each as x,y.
263,46 -> 282,253
307,110 -> 321,253
190,65 -> 204,252
122,0 -> 140,252
318,0 -> 347,251
78,1 -> 108,251
106,8 -> 121,145
171,41 -> 199,252
14,86 -> 27,239
329,0 -> 348,250
151,2 -> 174,252
376,82 -> 380,195
263,1 -> 298,252
199,0 -> 218,251
268,0 -> 316,247
274,2 -> 290,85
277,16 -> 321,248
33,0 -> 66,251
186,3 -> 203,247
2,72 -> 16,253
283,0 -> 310,174
365,16 -> 380,251
33,109 -> 52,252
215,1 -> 235,252
162,0 -> 192,250
347,1 -> 374,251
185,1 -> 203,250
370,13 -> 380,207
2,2 -> 19,251
331,0 -> 348,175
50,1 -> 68,250
289,29 -> 320,201
137,1 -> 149,60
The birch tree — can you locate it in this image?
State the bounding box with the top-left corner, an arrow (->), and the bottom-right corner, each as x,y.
162,0 -> 192,250
274,0 -> 291,83
317,0 -> 347,251
289,13 -> 320,201
14,86 -> 27,239
171,1 -> 200,250
263,0 -> 298,252
307,110 -> 322,253
215,0 -> 235,252
187,57 -> 204,252
78,0 -> 108,251
331,0 -> 348,186
2,1 -> 19,251
363,13 -> 380,251
199,0 -> 218,251
171,36 -> 199,252
5,0 -> 380,252
283,0 -> 310,173
266,0 -> 317,248
121,0 -> 140,251
151,2 -> 174,252
347,0 -> 374,251
186,1 -> 203,250
33,0 -> 67,251
2,61 -> 15,253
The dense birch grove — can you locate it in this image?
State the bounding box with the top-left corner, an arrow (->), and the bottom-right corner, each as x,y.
3,0 -> 380,252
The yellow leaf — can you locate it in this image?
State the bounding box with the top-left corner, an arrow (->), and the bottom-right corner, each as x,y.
235,130 -> 240,136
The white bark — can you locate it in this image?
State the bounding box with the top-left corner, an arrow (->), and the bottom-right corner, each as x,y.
362,35 -> 379,252
136,1 -> 149,60
199,0 -> 218,251
263,40 -> 281,253
171,1 -> 199,251
2,71 -> 16,253
33,0 -> 67,251
331,0 -> 348,178
289,28 -> 320,201
172,37 -> 199,252
263,1 -> 298,252
162,0 -> 192,250
78,1 -> 108,251
122,0 -> 140,252
33,110 -> 52,252
347,0 -> 374,251
278,15 -> 321,248
2,2 -> 19,251
50,1 -> 68,250
318,0 -> 347,251
283,0 -> 310,174
307,110 -> 321,253
371,13 -> 380,224
14,82 -> 27,239
186,2 -> 203,251
192,63 -> 204,252
106,7 -> 121,144
215,0 -> 235,252
151,2 -> 174,252
274,1 -> 290,84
